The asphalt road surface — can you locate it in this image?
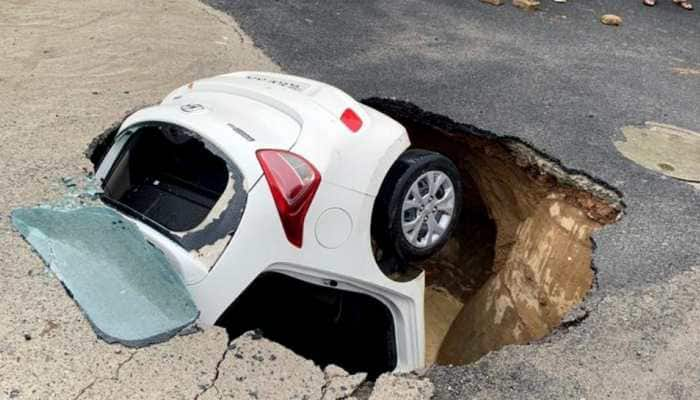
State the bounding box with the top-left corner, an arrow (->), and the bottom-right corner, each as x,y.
205,1 -> 700,398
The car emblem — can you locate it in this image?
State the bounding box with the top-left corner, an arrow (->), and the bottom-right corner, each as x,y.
180,103 -> 206,113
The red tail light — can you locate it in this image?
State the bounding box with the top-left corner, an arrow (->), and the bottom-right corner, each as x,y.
256,149 -> 321,248
340,108 -> 363,133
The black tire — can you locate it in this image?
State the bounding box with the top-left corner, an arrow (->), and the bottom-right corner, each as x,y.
372,149 -> 463,262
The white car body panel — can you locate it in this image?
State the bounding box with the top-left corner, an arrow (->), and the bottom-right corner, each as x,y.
95,72 -> 424,372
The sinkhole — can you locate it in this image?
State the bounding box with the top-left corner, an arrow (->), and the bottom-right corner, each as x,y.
85,99 -> 624,378
364,98 -> 624,366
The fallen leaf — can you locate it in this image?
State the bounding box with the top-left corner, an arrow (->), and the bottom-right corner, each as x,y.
600,14 -> 622,26
513,0 -> 540,10
672,67 -> 700,76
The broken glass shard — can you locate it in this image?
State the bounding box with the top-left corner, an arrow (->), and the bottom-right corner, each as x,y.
11,205 -> 198,347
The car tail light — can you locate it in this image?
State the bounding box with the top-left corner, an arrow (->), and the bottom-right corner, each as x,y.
256,149 -> 321,248
340,108 -> 363,133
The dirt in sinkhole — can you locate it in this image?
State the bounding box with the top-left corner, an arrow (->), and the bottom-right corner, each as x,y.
364,98 -> 624,366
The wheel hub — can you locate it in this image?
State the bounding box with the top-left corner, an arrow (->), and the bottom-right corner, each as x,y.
400,171 -> 456,248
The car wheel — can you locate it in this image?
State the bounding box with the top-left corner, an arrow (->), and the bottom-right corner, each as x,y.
373,149 -> 462,262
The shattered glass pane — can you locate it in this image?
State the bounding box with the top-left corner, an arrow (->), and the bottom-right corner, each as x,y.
11,205 -> 198,347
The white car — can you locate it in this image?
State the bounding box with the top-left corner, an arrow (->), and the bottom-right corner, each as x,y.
95,72 -> 462,377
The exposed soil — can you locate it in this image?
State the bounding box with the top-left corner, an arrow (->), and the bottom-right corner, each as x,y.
364,98 -> 624,366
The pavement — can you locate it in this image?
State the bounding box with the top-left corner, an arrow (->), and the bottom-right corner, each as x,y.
2,0 -> 698,398
0,1 -> 274,398
200,0 -> 700,398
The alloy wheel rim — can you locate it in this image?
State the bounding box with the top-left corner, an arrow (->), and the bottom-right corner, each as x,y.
400,170 -> 455,248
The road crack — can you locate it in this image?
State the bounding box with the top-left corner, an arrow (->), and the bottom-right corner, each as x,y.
113,352 -> 136,380
72,378 -> 97,400
193,344 -> 230,400
70,351 -> 136,400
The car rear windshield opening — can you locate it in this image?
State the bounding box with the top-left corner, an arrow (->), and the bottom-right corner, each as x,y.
103,124 -> 229,233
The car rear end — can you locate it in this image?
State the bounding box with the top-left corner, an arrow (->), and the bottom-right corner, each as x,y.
95,72 -> 425,374
94,86 -> 303,279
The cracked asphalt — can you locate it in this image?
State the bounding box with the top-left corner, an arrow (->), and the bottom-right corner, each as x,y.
2,0 -> 698,398
200,0 -> 700,398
